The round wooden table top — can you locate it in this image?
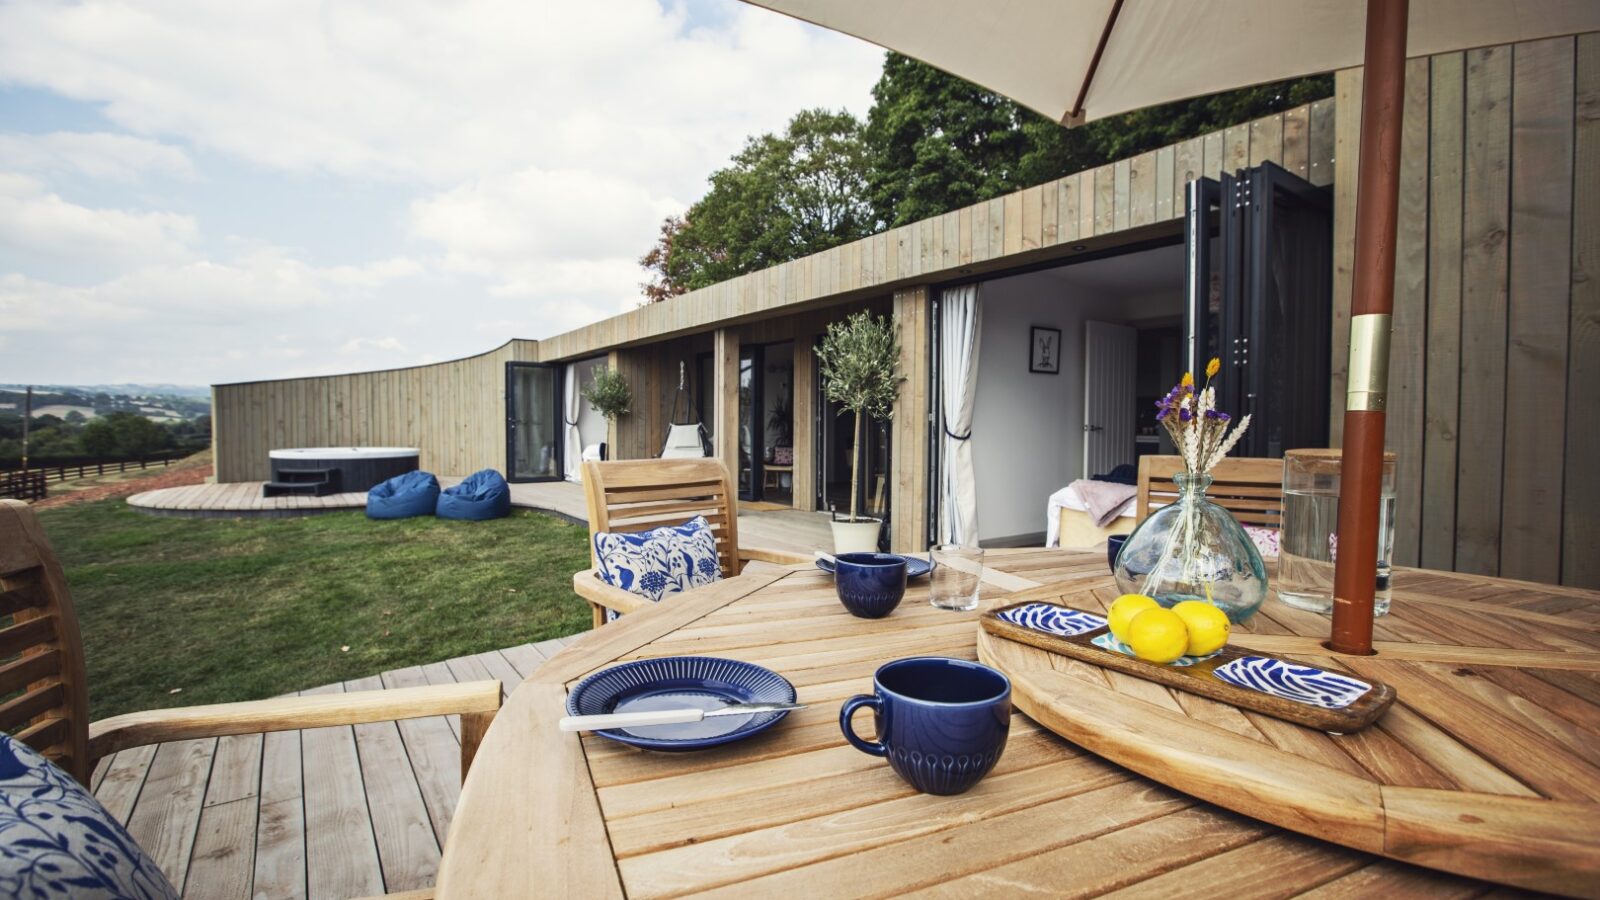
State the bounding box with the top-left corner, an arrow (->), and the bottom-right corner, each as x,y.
435,550 -> 1600,898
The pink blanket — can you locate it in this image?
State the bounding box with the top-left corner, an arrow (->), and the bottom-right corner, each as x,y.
1073,479 -> 1138,528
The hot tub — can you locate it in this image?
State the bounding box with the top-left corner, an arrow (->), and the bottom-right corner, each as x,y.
266,447 -> 420,496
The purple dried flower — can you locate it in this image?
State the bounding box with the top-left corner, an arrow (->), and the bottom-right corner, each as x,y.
1179,408 -> 1193,422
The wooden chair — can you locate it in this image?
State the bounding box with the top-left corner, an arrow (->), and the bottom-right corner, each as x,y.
1136,455 -> 1285,527
0,498 -> 499,897
572,459 -> 811,628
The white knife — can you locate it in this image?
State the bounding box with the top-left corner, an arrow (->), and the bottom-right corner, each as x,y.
558,701 -> 805,732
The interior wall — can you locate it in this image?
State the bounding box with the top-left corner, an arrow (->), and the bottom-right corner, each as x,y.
969,250 -> 1184,543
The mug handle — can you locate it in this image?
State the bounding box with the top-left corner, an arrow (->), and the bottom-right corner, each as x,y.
839,694 -> 886,757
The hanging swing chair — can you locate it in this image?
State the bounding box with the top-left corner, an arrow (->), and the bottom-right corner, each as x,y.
661,361 -> 712,459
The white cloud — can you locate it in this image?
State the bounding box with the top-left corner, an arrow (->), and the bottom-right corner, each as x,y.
0,131 -> 194,182
339,336 -> 407,355
0,1 -> 879,189
0,172 -> 197,268
0,0 -> 884,383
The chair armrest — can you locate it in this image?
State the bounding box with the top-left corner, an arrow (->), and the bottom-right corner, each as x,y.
88,681 -> 502,778
572,569 -> 654,616
738,545 -> 813,567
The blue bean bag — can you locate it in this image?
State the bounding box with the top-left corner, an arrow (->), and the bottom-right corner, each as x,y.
436,468 -> 512,521
366,470 -> 440,519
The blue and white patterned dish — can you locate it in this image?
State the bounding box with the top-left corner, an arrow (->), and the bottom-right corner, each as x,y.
996,603 -> 1107,637
1212,657 -> 1371,710
817,554 -> 933,579
1090,632 -> 1220,667
565,656 -> 797,751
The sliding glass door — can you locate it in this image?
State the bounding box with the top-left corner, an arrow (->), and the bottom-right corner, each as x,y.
505,362 -> 561,482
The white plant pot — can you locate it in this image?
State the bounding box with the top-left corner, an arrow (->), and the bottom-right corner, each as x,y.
830,519 -> 882,554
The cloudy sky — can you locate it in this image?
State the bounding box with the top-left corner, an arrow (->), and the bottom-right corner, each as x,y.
0,0 -> 882,386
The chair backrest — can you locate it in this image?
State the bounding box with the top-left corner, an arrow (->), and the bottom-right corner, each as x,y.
1136,455 -> 1285,528
581,459 -> 741,576
0,500 -> 91,785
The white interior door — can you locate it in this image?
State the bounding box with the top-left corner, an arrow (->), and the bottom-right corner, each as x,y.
1082,321 -> 1138,478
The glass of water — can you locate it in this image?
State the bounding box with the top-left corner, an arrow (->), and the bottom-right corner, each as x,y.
1277,449 -> 1397,616
930,545 -> 984,610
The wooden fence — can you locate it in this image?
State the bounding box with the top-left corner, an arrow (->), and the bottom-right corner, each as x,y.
211,339 -> 539,482
0,471 -> 46,503
0,454 -> 186,483
1330,34 -> 1598,588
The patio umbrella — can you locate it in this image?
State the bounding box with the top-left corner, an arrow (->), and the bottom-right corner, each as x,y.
742,0 -> 1600,654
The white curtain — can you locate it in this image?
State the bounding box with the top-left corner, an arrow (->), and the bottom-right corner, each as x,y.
939,284 -> 982,547
563,365 -> 583,482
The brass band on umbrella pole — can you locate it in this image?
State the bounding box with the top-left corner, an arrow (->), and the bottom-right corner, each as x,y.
1330,0 -> 1408,656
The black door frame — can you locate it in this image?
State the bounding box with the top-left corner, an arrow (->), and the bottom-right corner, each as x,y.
504,361 -> 563,483
1185,161 -> 1332,457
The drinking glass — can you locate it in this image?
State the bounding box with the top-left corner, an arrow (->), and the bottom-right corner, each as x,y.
1277,449 -> 1397,616
930,545 -> 983,610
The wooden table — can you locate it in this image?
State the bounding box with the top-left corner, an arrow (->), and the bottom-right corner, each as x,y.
436,550 -> 1600,898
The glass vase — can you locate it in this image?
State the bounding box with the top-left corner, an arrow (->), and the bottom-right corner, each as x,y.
1113,473 -> 1267,622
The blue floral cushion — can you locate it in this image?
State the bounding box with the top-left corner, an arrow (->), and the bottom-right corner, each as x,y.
0,734 -> 177,899
594,515 -> 723,620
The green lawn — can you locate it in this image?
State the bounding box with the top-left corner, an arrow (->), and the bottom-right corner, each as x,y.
36,499 -> 592,720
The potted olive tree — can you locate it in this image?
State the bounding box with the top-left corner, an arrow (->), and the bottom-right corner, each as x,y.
817,311 -> 903,553
581,366 -> 632,459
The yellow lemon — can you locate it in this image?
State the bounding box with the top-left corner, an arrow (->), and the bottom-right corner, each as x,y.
1107,594 -> 1159,642
1125,607 -> 1190,664
1172,600 -> 1231,656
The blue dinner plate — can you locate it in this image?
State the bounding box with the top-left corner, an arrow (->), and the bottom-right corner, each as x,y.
565,656 -> 797,751
816,554 -> 933,579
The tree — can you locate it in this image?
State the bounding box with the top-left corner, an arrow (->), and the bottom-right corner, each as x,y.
642,108 -> 873,298
864,52 -> 1032,228
580,368 -> 633,424
816,312 -> 903,523
80,419 -> 118,457
865,52 -> 1333,227
638,215 -> 689,304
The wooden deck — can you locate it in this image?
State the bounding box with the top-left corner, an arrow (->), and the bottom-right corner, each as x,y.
99,483 -> 834,897
91,634 -> 583,898
127,478 -> 834,557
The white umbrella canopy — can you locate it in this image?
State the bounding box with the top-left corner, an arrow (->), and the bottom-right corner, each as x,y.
743,0 -> 1600,654
745,0 -> 1600,125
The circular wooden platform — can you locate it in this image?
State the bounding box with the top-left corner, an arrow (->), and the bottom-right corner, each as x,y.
977,571 -> 1600,896
127,481 -> 376,518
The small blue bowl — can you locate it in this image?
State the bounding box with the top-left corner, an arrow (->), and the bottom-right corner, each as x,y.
834,553 -> 908,618
1107,534 -> 1130,573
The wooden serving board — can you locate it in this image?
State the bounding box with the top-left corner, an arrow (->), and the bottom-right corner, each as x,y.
982,600 -> 1397,732
976,579 -> 1600,899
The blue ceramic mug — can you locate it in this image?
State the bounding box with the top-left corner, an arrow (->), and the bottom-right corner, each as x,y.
833,553 -> 908,618
1107,534 -> 1130,573
839,657 -> 1012,794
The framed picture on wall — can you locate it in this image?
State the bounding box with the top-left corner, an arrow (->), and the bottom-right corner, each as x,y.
1029,326 -> 1061,374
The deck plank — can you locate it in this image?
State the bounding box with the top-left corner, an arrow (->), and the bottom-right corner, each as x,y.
299,682 -> 385,899
185,797 -> 258,900
346,674 -> 441,894
95,743 -> 159,822
253,725 -> 307,900
125,738 -> 217,893
181,733 -> 263,899
380,666 -> 463,847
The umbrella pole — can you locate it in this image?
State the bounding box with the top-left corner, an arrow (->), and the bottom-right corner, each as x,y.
1330,0 -> 1408,655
